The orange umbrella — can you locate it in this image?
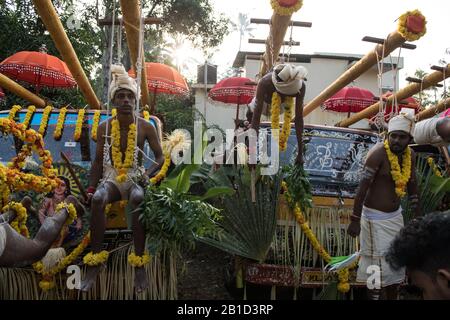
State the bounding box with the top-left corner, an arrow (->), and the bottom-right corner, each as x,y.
0,50 -> 76,92
128,62 -> 189,96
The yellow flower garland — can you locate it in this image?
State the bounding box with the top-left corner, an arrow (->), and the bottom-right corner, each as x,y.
8,105 -> 21,120
83,250 -> 109,266
74,108 -> 85,142
53,107 -> 67,140
282,181 -> 357,293
397,9 -> 427,42
38,105 -> 52,136
105,200 -> 128,217
3,202 -> 29,238
384,140 -> 412,198
271,92 -> 293,151
23,105 -> 36,129
128,252 -> 151,267
150,152 -> 171,185
91,110 -> 101,141
33,232 -> 91,291
270,0 -> 303,16
111,109 -> 137,183
427,157 -> 442,178
55,202 -> 77,226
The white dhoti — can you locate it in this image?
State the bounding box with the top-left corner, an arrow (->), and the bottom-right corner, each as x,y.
0,224 -> 6,259
414,117 -> 446,147
356,206 -> 406,287
99,164 -> 145,200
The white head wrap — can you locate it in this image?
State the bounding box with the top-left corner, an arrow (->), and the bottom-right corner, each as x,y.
109,64 -> 138,101
272,64 -> 308,96
388,112 -> 415,136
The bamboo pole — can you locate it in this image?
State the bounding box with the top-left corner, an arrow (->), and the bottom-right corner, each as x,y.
32,0 -> 101,109
415,97 -> 450,121
336,64 -> 450,127
259,1 -> 304,77
0,73 -> 46,107
119,0 -> 150,108
303,11 -> 427,117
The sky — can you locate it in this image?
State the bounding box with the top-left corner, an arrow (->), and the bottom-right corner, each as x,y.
190,0 -> 450,88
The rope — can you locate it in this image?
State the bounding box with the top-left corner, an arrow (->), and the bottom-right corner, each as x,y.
374,40 -> 387,134
103,0 -> 117,167
387,47 -> 402,119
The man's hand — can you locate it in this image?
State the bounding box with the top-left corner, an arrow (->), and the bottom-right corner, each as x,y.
347,220 -> 361,238
81,192 -> 93,208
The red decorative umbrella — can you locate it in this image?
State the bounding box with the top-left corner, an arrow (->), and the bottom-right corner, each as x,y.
128,62 -> 189,96
323,86 -> 375,113
0,49 -> 76,92
209,77 -> 256,127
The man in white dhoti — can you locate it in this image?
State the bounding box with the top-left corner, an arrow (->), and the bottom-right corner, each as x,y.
413,117 -> 449,147
347,113 -> 421,300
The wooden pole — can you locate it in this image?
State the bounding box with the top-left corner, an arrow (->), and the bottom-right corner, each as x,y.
303,32 -> 411,117
0,73 -> 46,107
303,10 -> 427,117
415,97 -> 450,122
119,0 -> 150,108
259,13 -> 293,77
336,64 -> 450,127
32,0 -> 101,110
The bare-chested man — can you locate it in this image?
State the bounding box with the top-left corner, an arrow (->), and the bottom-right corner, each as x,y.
347,113 -> 421,300
249,64 -> 307,164
80,65 -> 164,293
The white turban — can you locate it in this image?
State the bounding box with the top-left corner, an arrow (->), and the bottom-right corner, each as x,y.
109,64 -> 138,101
388,112 -> 415,136
272,64 -> 307,96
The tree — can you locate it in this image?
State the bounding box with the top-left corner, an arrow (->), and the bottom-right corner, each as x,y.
411,69 -> 450,110
230,13 -> 255,53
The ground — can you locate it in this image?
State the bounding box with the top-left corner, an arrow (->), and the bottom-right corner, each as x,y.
177,242 -> 233,300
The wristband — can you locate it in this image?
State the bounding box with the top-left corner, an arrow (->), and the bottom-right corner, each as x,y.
350,214 -> 361,222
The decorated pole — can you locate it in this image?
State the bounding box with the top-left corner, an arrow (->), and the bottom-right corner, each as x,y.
119,0 -> 150,108
337,64 -> 450,127
303,10 -> 427,117
0,73 -> 46,107
415,97 -> 450,122
259,0 -> 304,77
32,0 -> 101,109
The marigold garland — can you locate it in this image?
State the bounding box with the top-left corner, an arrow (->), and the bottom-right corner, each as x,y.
23,105 -> 36,129
384,139 -> 412,198
0,118 -> 60,194
105,200 -> 128,217
111,109 -> 137,183
33,232 -> 91,291
128,252 -> 151,267
3,202 -> 29,238
91,110 -> 101,141
55,202 -> 77,226
53,107 -> 67,140
271,92 -> 293,151
83,250 -> 109,266
282,181 -> 357,293
149,152 -> 171,185
270,0 -> 303,16
74,108 -> 85,142
38,105 -> 52,136
397,9 -> 426,42
8,105 -> 21,120
427,157 -> 442,178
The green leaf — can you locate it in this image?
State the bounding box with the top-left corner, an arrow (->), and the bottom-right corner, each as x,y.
189,186 -> 235,201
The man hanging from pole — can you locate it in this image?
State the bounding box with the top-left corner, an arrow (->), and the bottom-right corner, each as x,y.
80,65 -> 164,293
248,64 -> 307,165
347,113 -> 421,300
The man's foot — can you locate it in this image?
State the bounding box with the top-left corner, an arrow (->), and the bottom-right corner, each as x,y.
134,267 -> 149,293
80,265 -> 102,292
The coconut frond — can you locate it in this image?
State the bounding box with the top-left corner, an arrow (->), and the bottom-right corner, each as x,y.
198,168 -> 283,263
